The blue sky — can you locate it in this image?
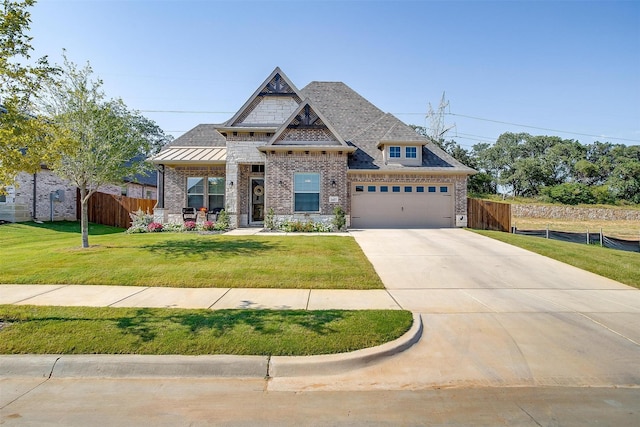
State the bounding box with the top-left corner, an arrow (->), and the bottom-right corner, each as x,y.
29,0 -> 640,147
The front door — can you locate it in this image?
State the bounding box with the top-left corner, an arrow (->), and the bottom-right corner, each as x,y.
250,178 -> 265,224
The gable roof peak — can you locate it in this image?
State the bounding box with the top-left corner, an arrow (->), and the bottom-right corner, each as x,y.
264,98 -> 351,149
226,67 -> 304,127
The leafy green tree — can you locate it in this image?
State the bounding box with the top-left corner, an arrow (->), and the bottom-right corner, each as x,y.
0,0 -> 61,189
41,56 -> 166,247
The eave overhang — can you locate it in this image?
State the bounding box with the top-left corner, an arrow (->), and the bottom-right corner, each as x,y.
348,167 -> 476,176
259,145 -> 356,153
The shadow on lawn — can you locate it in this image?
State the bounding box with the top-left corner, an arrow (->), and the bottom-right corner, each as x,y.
23,221 -> 124,235
115,309 -> 344,343
142,237 -> 278,259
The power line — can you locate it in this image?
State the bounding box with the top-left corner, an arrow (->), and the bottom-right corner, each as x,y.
139,109 -> 640,143
447,112 -> 640,143
140,110 -> 235,114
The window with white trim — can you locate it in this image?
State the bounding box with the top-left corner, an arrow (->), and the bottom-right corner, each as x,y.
208,177 -> 225,210
389,146 -> 401,158
294,173 -> 320,212
405,146 -> 417,158
187,177 -> 205,209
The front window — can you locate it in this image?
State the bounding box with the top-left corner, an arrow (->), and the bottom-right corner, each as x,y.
187,177 -> 205,208
294,173 -> 320,212
0,194 -> 5,203
389,146 -> 401,158
406,146 -> 417,158
208,177 -> 225,210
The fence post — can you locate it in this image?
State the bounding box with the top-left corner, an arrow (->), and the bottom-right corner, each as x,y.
586,228 -> 589,245
600,228 -> 603,247
546,225 -> 549,239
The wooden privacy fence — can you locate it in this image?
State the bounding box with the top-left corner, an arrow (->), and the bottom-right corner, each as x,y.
467,198 -> 511,232
77,191 -> 155,228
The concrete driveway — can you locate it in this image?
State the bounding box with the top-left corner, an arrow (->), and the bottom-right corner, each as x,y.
271,228 -> 640,391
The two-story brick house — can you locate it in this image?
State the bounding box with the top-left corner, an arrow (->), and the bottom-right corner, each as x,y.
150,68 -> 475,228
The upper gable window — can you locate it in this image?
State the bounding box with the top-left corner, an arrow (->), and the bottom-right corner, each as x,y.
389,146 -> 401,158
406,147 -> 417,158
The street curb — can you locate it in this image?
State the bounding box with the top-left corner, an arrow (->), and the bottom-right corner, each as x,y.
0,354 -> 269,379
270,313 -> 423,377
0,314 -> 422,379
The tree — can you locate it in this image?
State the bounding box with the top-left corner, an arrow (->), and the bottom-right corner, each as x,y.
0,0 -> 61,189
41,56 -> 167,247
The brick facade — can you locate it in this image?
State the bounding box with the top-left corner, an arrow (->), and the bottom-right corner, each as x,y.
163,165 -> 226,223
265,151 -> 349,223
0,171 -> 76,222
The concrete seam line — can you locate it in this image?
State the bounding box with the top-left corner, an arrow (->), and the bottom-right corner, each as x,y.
208,288 -> 231,309
108,286 -> 149,307
8,284 -> 69,304
48,356 -> 62,379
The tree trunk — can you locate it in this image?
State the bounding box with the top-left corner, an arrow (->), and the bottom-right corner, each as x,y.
80,186 -> 89,248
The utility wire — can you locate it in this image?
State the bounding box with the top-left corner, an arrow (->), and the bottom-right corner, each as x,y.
447,112 -> 640,143
139,109 -> 640,143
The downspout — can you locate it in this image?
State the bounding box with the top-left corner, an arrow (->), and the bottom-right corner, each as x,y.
32,173 -> 37,221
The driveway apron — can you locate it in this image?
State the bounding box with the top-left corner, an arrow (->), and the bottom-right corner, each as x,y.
270,228 -> 640,391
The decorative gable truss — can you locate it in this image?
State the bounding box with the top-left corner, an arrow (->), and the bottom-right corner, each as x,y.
264,101 -> 355,151
226,67 -> 303,127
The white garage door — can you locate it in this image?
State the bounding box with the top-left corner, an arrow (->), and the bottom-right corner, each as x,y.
351,183 -> 453,228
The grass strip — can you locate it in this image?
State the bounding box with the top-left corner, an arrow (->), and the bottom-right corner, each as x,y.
0,305 -> 412,356
471,229 -> 640,289
0,222 -> 383,289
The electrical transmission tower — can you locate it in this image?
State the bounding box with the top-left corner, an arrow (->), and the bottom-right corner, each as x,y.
426,92 -> 455,144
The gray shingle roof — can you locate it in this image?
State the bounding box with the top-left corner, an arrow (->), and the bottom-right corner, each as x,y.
166,124 -> 226,148
158,74 -> 474,174
301,82 -> 475,173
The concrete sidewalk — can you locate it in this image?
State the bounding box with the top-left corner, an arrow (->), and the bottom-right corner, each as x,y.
0,284 -> 401,310
0,284 -> 417,379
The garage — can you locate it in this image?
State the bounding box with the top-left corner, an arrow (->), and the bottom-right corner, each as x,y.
350,183 -> 453,228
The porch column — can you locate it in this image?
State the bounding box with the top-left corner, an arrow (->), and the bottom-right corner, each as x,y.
153,164 -> 167,223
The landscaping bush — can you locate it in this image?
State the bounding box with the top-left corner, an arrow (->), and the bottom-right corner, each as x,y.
147,222 -> 163,232
126,209 -> 154,233
183,220 -> 197,231
332,206 -> 346,231
215,210 -> 230,230
264,208 -> 276,230
202,221 -> 216,231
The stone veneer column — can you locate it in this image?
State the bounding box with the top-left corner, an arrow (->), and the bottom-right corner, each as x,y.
225,162 -> 239,228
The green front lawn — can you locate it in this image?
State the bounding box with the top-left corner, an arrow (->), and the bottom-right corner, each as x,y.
0,222 -> 383,289
0,305 -> 413,356
471,229 -> 640,289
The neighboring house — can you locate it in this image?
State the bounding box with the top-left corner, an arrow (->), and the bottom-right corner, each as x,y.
150,68 -> 475,228
0,167 -> 157,223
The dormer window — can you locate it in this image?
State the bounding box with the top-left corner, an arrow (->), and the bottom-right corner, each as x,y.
381,143 -> 422,166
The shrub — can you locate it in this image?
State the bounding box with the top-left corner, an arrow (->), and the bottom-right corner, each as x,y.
184,221 -> 197,231
202,221 -> 216,231
264,208 -> 276,230
279,219 -> 332,233
215,210 -> 230,230
332,206 -> 346,231
162,223 -> 184,232
147,222 -> 163,232
126,209 -> 154,233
